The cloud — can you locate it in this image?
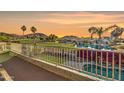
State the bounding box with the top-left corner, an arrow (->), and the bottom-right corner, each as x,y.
1,11 -> 124,25
0,11 -> 124,36
36,12 -> 124,26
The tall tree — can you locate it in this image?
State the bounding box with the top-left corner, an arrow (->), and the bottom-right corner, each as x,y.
47,34 -> 58,42
111,27 -> 124,40
31,26 -> 37,44
88,27 -> 98,39
96,27 -> 104,39
21,25 -> 26,38
88,24 -> 118,39
31,26 -> 37,34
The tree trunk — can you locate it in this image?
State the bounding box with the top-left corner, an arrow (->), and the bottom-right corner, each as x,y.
99,34 -> 102,39
91,33 -> 93,39
23,31 -> 24,39
33,32 -> 36,45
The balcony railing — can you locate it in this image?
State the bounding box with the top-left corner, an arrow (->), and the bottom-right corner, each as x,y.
4,43 -> 124,80
0,42 -> 9,53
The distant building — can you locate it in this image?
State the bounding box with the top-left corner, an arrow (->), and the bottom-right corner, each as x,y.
58,36 -> 81,44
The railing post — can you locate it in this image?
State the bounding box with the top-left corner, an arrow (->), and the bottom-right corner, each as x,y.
3,44 -> 5,51
119,53 -> 121,81
55,47 -> 59,65
57,48 -> 59,64
58,48 -> 61,65
53,47 -> 56,64
106,51 -> 108,80
69,49 -> 71,68
63,48 -> 66,66
75,49 -> 78,69
87,49 -> 88,72
50,47 -> 52,62
49,47 -> 51,62
57,48 -> 59,65
101,51 -> 103,77
43,47 -> 46,61
71,50 -> 74,68
112,52 -> 115,80
74,49 -> 76,69
39,46 -> 42,59
91,50 -> 93,73
61,48 -> 63,66
68,49 -> 70,67
44,47 -> 46,60
65,48 -> 67,67
96,51 -> 98,76
43,46 -> 44,58
70,49 -> 73,68
51,47 -> 52,63
78,49 -> 81,71
65,48 -> 68,67
74,49 -> 77,69
65,48 -> 67,66
61,48 -> 64,65
47,47 -> 49,61
82,49 -> 84,70
54,48 -> 57,66
59,48 -> 61,65
73,49 -> 76,69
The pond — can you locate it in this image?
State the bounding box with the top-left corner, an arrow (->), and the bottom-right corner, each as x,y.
76,44 -> 114,50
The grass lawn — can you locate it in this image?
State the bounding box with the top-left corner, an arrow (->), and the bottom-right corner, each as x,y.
37,42 -> 75,48
0,52 -> 14,63
13,38 -> 75,48
15,38 -> 35,43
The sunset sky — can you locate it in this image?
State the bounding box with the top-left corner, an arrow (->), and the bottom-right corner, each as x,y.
0,11 -> 124,37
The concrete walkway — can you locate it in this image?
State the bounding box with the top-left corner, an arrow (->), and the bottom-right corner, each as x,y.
2,56 -> 69,81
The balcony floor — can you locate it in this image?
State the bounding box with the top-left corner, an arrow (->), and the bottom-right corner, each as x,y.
2,56 -> 69,81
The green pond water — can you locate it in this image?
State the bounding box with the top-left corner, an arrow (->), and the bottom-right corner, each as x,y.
83,64 -> 124,80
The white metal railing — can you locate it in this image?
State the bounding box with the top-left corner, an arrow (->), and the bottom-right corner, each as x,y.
0,42 -> 9,53
10,43 -> 22,53
4,43 -> 124,80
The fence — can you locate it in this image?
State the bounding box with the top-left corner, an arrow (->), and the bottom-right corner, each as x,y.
0,42 -> 10,53
7,43 -> 124,80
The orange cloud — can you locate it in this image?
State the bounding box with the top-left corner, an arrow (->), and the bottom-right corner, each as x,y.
0,11 -> 124,37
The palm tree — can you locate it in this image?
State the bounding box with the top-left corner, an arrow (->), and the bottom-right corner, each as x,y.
47,34 -> 58,42
31,26 -> 37,34
31,26 -> 37,44
104,24 -> 118,31
96,27 -> 104,39
111,27 -> 124,40
21,25 -> 26,38
88,27 -> 98,39
97,25 -> 118,39
88,24 -> 118,39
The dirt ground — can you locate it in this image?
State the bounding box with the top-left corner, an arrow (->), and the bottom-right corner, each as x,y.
2,56 -> 69,81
